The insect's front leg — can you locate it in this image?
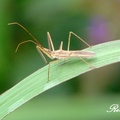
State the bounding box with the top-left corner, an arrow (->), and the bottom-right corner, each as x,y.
47,60 -> 59,82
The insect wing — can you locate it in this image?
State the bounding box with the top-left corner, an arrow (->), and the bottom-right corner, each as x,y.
73,50 -> 95,58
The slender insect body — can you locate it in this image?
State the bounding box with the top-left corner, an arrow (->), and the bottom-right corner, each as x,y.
70,50 -> 95,58
8,22 -> 95,81
50,50 -> 95,59
36,43 -> 95,60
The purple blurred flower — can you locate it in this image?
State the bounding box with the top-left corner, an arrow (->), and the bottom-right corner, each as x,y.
87,16 -> 111,44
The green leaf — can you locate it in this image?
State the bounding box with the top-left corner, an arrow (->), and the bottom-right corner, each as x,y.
0,40 -> 120,119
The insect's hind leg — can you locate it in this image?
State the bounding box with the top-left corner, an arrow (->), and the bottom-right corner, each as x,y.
78,57 -> 95,69
67,31 -> 91,51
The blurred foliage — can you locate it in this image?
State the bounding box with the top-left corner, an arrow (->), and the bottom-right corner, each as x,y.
1,0 -> 120,119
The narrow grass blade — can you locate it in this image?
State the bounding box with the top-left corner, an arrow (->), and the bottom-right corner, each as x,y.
0,40 -> 120,119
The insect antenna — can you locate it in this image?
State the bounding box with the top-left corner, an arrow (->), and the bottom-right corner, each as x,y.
8,22 -> 49,63
8,22 -> 40,43
15,40 -> 37,52
8,22 -> 44,50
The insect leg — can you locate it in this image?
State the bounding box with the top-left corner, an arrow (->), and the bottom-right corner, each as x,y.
36,46 -> 48,64
47,32 -> 55,51
47,60 -> 59,82
59,41 -> 63,50
78,56 -> 95,68
67,31 -> 91,51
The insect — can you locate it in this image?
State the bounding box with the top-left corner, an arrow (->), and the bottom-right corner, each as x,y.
8,22 -> 95,81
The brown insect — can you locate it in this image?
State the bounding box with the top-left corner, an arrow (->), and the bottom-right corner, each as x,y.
8,22 -> 95,81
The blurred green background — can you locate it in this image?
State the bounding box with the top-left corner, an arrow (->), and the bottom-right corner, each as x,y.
1,0 -> 120,119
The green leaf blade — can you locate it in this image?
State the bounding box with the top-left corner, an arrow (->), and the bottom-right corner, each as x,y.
0,40 -> 120,119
